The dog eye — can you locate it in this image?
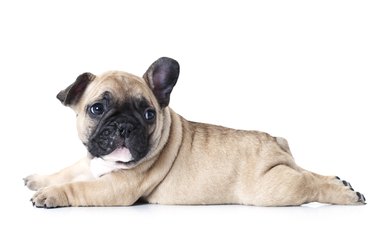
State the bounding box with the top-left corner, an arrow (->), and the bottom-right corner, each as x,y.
90,103 -> 105,116
144,108 -> 156,121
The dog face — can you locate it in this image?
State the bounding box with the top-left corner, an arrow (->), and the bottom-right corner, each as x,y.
56,58 -> 179,165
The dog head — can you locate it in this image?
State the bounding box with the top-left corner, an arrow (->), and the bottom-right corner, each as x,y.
57,57 -> 179,166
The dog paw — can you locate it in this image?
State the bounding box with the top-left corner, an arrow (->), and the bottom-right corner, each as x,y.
31,186 -> 70,208
24,174 -> 49,191
23,174 -> 50,191
335,176 -> 366,205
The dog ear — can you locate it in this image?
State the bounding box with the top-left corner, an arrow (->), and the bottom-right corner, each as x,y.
143,57 -> 180,108
57,72 -> 96,106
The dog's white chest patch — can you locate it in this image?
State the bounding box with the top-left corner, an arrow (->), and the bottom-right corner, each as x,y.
90,157 -> 134,178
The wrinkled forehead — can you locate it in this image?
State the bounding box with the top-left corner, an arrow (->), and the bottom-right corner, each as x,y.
79,71 -> 156,109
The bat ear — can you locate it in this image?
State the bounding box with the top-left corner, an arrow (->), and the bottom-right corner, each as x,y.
143,57 -> 180,108
56,72 -> 96,106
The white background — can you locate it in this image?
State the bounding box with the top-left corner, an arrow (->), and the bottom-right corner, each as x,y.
1,0 -> 374,248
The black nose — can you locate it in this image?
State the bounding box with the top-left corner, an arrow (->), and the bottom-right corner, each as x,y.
119,123 -> 134,138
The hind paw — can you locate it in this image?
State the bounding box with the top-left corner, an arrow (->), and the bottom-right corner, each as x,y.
334,176 -> 366,205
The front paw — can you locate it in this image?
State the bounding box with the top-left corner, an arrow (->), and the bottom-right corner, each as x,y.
23,174 -> 50,191
31,186 -> 70,208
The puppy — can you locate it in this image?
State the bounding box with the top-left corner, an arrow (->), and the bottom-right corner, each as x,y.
24,57 -> 366,207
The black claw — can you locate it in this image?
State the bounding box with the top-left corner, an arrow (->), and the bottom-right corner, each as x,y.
356,192 -> 366,203
350,187 -> 354,191
335,176 -> 341,180
342,180 -> 352,188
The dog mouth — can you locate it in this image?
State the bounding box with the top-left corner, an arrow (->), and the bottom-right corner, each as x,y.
90,148 -> 137,178
100,146 -> 134,164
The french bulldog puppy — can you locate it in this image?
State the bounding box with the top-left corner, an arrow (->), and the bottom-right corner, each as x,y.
24,57 -> 366,208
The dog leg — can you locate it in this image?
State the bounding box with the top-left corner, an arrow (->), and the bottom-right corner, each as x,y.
249,165 -> 366,206
24,157 -> 94,191
31,171 -> 139,208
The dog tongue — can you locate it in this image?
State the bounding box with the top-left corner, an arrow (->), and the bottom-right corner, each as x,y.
102,147 -> 133,163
